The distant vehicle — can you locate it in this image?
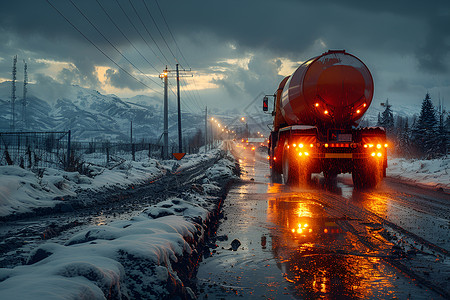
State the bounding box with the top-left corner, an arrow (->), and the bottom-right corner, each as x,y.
266,50 -> 387,188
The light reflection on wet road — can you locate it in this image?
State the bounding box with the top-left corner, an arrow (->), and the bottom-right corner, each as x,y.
195,146 -> 449,299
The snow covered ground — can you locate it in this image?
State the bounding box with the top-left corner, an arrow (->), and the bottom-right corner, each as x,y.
0,147 -> 239,299
387,156 -> 450,192
0,149 -> 221,218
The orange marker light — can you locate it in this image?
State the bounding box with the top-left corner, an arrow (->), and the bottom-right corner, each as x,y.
315,103 -> 319,107
324,110 -> 329,114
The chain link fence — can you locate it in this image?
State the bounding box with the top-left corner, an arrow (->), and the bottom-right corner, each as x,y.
0,131 -> 201,171
0,131 -> 70,170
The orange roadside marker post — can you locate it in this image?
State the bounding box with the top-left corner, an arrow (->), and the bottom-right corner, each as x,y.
172,153 -> 186,160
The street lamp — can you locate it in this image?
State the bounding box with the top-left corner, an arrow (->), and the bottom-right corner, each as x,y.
240,117 -> 249,140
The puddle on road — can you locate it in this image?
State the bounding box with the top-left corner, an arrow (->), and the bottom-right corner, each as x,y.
267,198 -> 411,299
196,151 -> 439,299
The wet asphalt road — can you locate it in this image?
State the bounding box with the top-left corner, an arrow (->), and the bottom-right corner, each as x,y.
195,145 -> 450,299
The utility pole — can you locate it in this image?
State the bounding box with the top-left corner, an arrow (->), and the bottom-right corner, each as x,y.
161,65 -> 192,155
159,67 -> 169,159
204,106 -> 207,153
130,120 -> 133,144
22,60 -> 28,129
11,55 -> 17,131
176,64 -> 182,153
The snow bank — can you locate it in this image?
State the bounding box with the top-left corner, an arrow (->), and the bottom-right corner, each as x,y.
387,157 -> 449,191
0,147 -> 223,218
0,166 -> 75,217
0,155 -> 238,299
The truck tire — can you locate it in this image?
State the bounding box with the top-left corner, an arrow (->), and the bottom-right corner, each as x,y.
323,169 -> 338,185
282,147 -> 299,185
298,161 -> 312,185
270,167 -> 282,184
352,159 -> 383,189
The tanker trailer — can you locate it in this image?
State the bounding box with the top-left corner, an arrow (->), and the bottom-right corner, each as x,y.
266,50 -> 387,187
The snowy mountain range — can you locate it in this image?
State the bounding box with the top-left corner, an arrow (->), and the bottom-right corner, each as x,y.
0,81 -> 202,142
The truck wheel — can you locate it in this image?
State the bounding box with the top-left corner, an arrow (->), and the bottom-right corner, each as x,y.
298,161 -> 311,185
353,159 -> 383,189
270,167 -> 282,184
323,170 -> 337,185
282,147 -> 299,185
352,168 -> 363,189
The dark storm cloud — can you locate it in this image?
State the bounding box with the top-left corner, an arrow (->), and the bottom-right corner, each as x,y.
0,0 -> 449,106
0,0 -> 164,88
157,0 -> 449,71
210,52 -> 284,106
105,67 -> 146,91
415,14 -> 450,73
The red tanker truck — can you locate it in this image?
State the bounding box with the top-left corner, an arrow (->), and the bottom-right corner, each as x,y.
265,50 -> 387,187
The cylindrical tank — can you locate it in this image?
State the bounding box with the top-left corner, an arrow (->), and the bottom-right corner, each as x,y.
280,50 -> 373,126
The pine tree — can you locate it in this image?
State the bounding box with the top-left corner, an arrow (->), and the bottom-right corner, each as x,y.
377,112 -> 381,127
411,93 -> 438,158
380,99 -> 394,138
446,114 -> 450,155
400,118 -> 412,157
437,109 -> 448,156
394,116 -> 404,155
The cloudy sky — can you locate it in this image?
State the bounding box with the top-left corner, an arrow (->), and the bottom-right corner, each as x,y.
0,0 -> 449,115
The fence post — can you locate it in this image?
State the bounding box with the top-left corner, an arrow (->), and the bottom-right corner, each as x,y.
106,145 -> 110,164
132,143 -> 135,161
67,130 -> 71,170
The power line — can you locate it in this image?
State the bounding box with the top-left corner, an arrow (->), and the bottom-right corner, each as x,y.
179,77 -> 202,112
95,0 -> 160,74
178,81 -> 200,114
154,0 -> 190,69
140,0 -> 178,65
154,0 -> 205,108
46,0 -> 162,95
114,0 -> 165,68
68,0 -> 162,89
127,0 -> 171,67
